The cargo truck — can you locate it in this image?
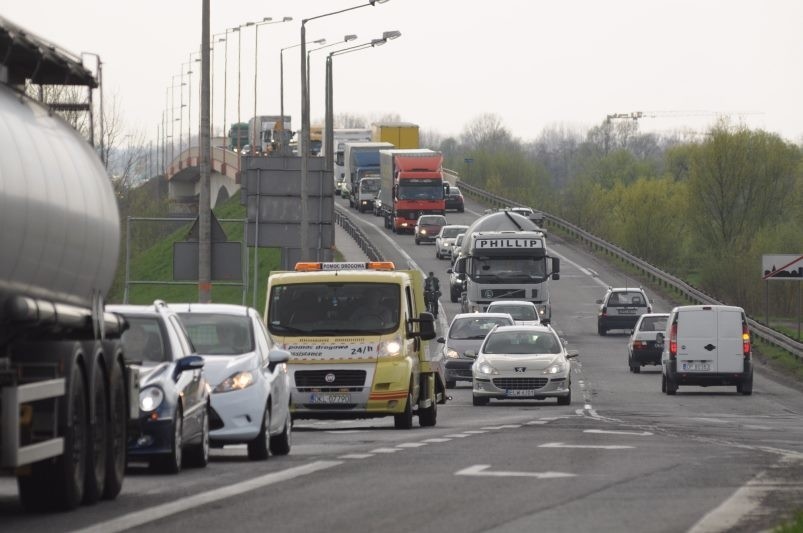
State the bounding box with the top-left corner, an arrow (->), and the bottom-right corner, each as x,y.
0,19 -> 137,511
264,261 -> 445,428
323,128 -> 372,195
372,122 -> 419,149
377,149 -> 448,234
342,141 -> 393,206
453,211 -> 560,323
247,114 -> 292,154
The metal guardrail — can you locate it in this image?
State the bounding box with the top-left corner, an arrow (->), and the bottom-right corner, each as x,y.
334,207 -> 384,262
451,174 -> 803,361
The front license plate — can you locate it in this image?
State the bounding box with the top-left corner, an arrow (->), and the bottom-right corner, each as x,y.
681,362 -> 711,371
506,389 -> 535,398
309,393 -> 351,404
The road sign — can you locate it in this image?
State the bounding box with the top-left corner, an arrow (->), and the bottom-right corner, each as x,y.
762,254 -> 803,281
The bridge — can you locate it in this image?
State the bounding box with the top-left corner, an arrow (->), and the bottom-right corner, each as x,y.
164,144 -> 242,214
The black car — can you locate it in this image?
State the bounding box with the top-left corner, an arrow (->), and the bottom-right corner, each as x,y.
109,300 -> 210,473
447,264 -> 467,303
445,186 -> 465,212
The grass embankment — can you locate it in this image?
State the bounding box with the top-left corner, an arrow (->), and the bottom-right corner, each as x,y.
110,195 -> 280,312
775,512 -> 803,533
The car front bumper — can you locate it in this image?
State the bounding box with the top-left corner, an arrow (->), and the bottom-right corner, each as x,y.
472,374 -> 570,399
127,417 -> 175,458
209,384 -> 265,442
445,359 -> 473,382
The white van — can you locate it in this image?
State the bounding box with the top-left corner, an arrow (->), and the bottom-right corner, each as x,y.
659,305 -> 753,395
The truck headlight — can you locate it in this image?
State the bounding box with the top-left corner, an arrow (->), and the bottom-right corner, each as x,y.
378,337 -> 402,358
214,370 -> 257,392
139,387 -> 164,412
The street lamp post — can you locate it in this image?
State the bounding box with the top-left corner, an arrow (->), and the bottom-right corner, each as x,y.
170,75 -> 185,163
325,31 -> 400,173
299,0 -> 390,261
279,38 -> 325,155
237,21 -> 256,154
251,17 -> 292,153
223,26 -> 239,149
306,35 -> 357,137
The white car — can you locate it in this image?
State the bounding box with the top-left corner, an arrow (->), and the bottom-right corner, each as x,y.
170,303 -> 293,460
471,324 -> 577,406
435,225 -> 469,260
486,300 -> 542,326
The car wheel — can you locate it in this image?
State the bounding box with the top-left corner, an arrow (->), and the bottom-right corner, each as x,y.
153,406 -> 183,474
450,290 -> 458,303
394,391 -> 414,429
185,405 -> 209,468
436,250 -> 441,259
632,365 -> 641,373
269,414 -> 292,456
415,238 -> 420,245
598,325 -> 606,336
557,387 -> 571,406
661,373 -> 667,394
248,402 -> 271,460
445,379 -> 456,389
472,395 -> 489,406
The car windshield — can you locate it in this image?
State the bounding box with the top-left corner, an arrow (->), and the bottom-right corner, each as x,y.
121,316 -> 168,363
179,313 -> 254,355
449,317 -> 511,340
449,188 -> 461,196
483,331 -> 561,355
639,316 -> 668,332
268,282 -> 400,335
359,179 -> 380,193
488,305 -> 538,321
419,216 -> 446,226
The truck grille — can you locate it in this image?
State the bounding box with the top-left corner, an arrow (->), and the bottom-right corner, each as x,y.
480,289 -> 527,299
295,369 -> 366,390
492,377 -> 548,390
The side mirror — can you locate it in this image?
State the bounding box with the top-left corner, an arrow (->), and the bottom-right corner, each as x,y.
174,355 -> 204,380
411,312 -> 437,341
464,350 -> 477,359
437,337 -> 445,344
551,257 -> 560,280
268,348 -> 291,371
596,299 -> 603,305
566,350 -> 579,359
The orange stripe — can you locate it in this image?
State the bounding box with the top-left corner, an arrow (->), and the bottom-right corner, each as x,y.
369,391 -> 408,400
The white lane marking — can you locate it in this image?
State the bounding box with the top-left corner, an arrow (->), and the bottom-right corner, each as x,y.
370,447 -> 402,453
463,430 -> 488,434
584,429 -> 654,437
687,470 -> 770,533
397,442 -> 428,448
526,421 -> 549,425
327,430 -> 366,434
74,461 -> 341,533
455,464 -> 575,479
693,418 -> 728,424
540,442 -> 634,450
481,424 -> 523,430
423,438 -> 452,443
339,453 -> 374,459
549,251 -> 606,287
445,433 -> 473,438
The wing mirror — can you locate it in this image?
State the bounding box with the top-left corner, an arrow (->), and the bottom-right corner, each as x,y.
268,348 -> 291,371
174,355 -> 204,381
566,349 -> 579,359
464,350 -> 478,359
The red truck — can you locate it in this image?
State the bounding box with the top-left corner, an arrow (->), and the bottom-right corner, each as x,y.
378,149 -> 448,234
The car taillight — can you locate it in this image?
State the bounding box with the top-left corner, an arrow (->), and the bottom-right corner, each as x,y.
600,307 -> 607,317
742,321 -> 751,357
669,322 -> 677,359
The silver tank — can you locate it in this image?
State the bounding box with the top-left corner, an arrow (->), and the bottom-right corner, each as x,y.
0,83 -> 120,311
458,211 -> 541,256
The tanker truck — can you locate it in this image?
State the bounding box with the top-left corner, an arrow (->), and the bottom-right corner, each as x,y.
0,17 -> 136,511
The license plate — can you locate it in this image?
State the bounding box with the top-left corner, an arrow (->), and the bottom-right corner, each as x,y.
681,362 -> 711,371
506,389 -> 535,398
618,308 -> 637,314
309,393 -> 351,404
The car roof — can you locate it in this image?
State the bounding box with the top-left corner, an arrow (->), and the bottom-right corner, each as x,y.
168,303 -> 254,316
487,300 -> 537,308
451,312 -> 515,322
638,312 -> 669,318
489,324 -> 555,334
608,287 -> 646,293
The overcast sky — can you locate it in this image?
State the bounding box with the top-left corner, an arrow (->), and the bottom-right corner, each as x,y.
2,0 -> 802,145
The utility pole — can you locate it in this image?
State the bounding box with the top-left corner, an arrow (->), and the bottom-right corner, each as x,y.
199,0 -> 211,302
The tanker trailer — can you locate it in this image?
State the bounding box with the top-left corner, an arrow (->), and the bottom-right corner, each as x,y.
0,17 -> 136,512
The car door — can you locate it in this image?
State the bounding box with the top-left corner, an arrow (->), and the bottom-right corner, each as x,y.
169,315 -> 203,438
716,308 -> 745,373
676,308 -> 717,373
255,315 -> 288,433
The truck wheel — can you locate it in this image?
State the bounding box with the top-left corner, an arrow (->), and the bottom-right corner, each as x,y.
84,355 -> 109,504
18,353 -> 88,511
248,402 -> 271,460
104,357 -> 127,500
418,395 -> 437,427
738,373 -> 753,396
666,375 -> 678,395
269,414 -> 292,456
394,392 -> 414,429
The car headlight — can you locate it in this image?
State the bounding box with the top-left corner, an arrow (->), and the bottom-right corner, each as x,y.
544,362 -> 567,375
446,348 -> 460,359
378,337 -> 402,358
476,360 -> 498,375
214,370 -> 257,393
420,229 -> 427,235
139,387 -> 164,412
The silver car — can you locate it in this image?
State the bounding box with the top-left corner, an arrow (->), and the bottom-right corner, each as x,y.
435,225 -> 469,260
170,303 -> 292,460
437,312 -> 515,388
471,324 -> 578,406
486,300 -> 542,326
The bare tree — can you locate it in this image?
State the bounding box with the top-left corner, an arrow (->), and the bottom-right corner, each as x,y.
460,113 -> 511,150
334,112 -> 368,128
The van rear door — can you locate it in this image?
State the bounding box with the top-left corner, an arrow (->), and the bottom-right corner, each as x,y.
676,308 -> 717,373
716,308 -> 744,373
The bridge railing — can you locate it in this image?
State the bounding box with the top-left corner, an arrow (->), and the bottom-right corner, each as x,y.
334,206 -> 383,262
448,172 -> 802,361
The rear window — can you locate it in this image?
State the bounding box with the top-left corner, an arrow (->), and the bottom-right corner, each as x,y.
121,317 -> 167,363
488,304 -> 537,321
607,291 -> 646,307
638,316 -> 667,332
442,227 -> 466,238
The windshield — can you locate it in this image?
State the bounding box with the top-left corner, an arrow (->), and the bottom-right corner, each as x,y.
121,316 -> 167,363
268,282 -> 400,336
398,181 -> 444,200
471,256 -> 547,282
360,179 -> 380,193
488,305 -> 538,321
483,330 -> 561,355
179,313 -> 254,355
449,317 -> 512,340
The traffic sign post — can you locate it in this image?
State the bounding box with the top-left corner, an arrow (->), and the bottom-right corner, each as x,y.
761,254 -> 803,338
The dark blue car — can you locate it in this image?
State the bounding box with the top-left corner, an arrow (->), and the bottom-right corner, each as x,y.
109,300 -> 210,474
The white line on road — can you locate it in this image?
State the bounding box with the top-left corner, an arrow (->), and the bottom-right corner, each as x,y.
397,442 -> 429,448
339,454 -> 374,459
481,424 -> 523,430
539,442 -> 635,450
463,430 -> 488,434
455,464 -> 576,479
370,447 -> 402,453
423,438 -> 452,443
584,429 -> 654,437
72,461 -> 342,533
445,433 -> 473,438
